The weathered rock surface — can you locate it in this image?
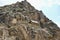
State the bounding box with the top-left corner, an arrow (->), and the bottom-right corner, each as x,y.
0,0 -> 60,40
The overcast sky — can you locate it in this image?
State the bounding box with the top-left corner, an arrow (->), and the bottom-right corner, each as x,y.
0,0 -> 60,27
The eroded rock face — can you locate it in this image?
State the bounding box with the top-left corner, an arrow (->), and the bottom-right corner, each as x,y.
0,0 -> 60,40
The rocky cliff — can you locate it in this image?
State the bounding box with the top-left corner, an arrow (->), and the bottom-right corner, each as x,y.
0,0 -> 60,40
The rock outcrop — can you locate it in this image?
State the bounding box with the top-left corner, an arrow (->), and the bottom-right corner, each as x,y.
0,0 -> 60,40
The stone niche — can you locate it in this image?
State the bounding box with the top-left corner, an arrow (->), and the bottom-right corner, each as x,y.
0,30 -> 3,37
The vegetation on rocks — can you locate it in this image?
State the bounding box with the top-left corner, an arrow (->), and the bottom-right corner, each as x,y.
0,0 -> 60,40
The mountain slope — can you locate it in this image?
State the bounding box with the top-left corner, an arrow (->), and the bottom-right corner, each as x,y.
0,0 -> 60,40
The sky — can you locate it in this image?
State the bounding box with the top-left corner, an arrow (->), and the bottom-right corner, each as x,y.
0,0 -> 60,27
